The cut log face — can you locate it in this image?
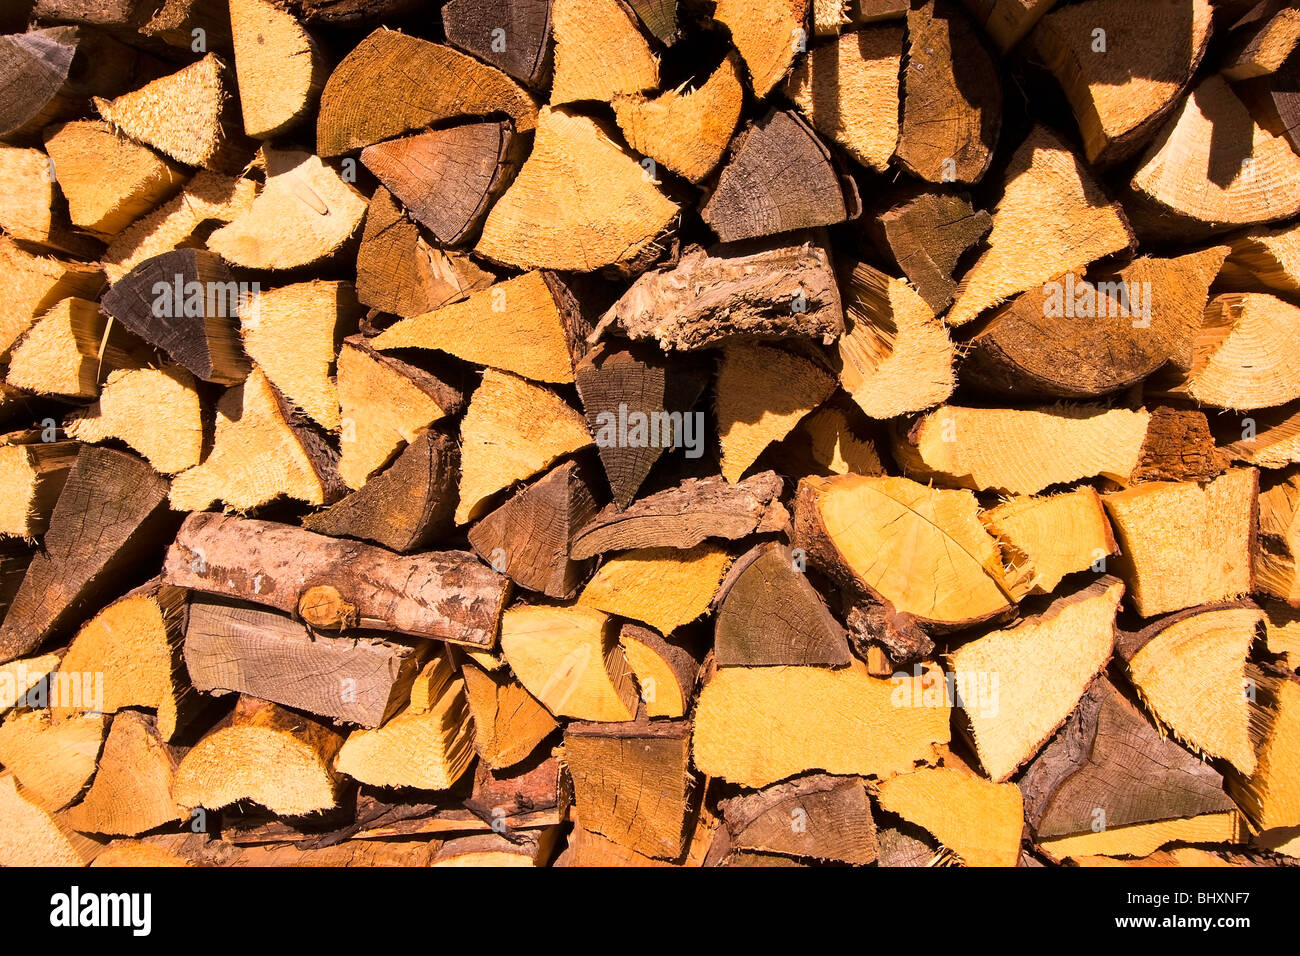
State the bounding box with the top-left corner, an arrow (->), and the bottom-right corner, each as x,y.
1131,76 -> 1300,229
1020,678 -> 1236,840
1167,293 -> 1300,410
1223,2 -> 1300,80
185,596 -> 429,727
163,512 -> 509,646
946,125 -> 1132,327
550,0 -> 658,104
618,622 -> 699,718
776,403 -> 884,478
0,144 -> 100,257
613,53 -> 744,184
794,473 -> 1013,627
207,149 -> 367,270
0,236 -> 104,361
315,29 -> 537,157
0,709 -> 106,809
960,0 -> 1057,51
1222,220 -> 1300,296
692,658 -> 951,788
62,711 -> 180,837
476,106 -> 678,272
980,488 -> 1117,598
1102,469 -> 1257,617
877,766 -> 1024,867
948,577 -> 1123,782
712,0 -> 808,98
229,0 -> 327,139
457,368 -> 592,524
1223,403 -> 1300,470
1038,811 -> 1246,861
64,366 -> 204,474
897,1 -> 1001,183
1120,604 -> 1260,775
702,109 -> 859,243
1258,474 -> 1300,605
173,697 -> 346,817
717,343 -> 835,481
0,439 -> 78,538
1227,668 -> 1300,831
785,25 -> 903,173
499,603 -> 639,721
360,120 -> 519,246
875,191 -> 992,314
442,0 -> 554,87
460,658 -> 559,769
1027,0 -> 1214,165
0,447 -> 174,664
0,773 -> 100,867
7,296 -> 146,399
578,543 -> 732,633
596,242 -> 844,350
835,261 -> 956,420
42,119 -> 188,239
720,774 -> 877,864
1262,600 -> 1300,668
0,653 -> 60,716
374,271 -> 588,384
893,404 -> 1151,496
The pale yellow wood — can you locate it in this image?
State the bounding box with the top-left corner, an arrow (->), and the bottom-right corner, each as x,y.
877,766 -> 1024,867
550,0 -> 659,104
579,544 -> 731,634
64,366 -> 204,474
981,488 -> 1117,597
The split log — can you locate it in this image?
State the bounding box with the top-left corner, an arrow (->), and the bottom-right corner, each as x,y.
468,460 -> 600,599
32,0 -> 156,28
100,248 -> 252,385
1102,469 -> 1257,617
460,658 -> 559,769
0,653 -> 59,715
173,697 -> 346,816
498,603 -> 639,721
229,0 -> 327,138
701,109 -> 860,242
94,53 -> 249,171
0,446 -> 174,664
0,144 -> 102,257
618,622 -> 699,718
948,577 -> 1123,781
240,280 -> 360,431
716,343 -> 835,481
184,596 -> 430,728
877,765 -> 1023,867
785,25 -> 903,172
42,119 -> 187,238
1262,601 -> 1300,669
206,149 -> 367,270
64,366 -> 204,475
169,367 -> 344,510
6,297 -> 147,399
714,542 -> 849,667
373,271 -> 587,384
563,718 -> 694,859
980,487 -> 1116,598
0,709 -> 106,809
303,428 -> 459,553
315,29 -> 537,157
0,438 -> 78,538
355,188 -> 495,319
578,543 -> 731,634
1020,678 -> 1237,843
1223,403 -> 1300,469
794,473 -> 1013,628
433,831 -> 556,866
1222,0 -> 1300,80
476,106 -> 678,272
1026,0 -> 1213,165
812,0 -> 849,34
0,774 -> 100,866
1222,220 -> 1300,296
960,0 -> 1056,51
62,711 -> 181,836
1137,405 -> 1232,482
835,261 -> 956,420
893,404 -> 1151,496
1226,666 -> 1300,831
613,53 -> 744,184
946,126 -> 1132,327
896,1 -> 1001,183
624,0 -> 676,43
0,237 -> 103,360
442,0 -> 554,87
1118,603 -> 1260,774
163,512 -> 509,646
719,774 -> 876,865
360,120 -> 520,246
1039,810 -> 1246,861
550,0 -> 658,104
142,0 -> 234,49
1258,474 -> 1300,604
594,242 -> 844,350
336,336 -> 465,491
712,0 -> 807,98
570,471 -> 786,559
457,368 -> 592,524
963,248 -> 1228,398
873,191 -> 992,314
692,657 -> 950,788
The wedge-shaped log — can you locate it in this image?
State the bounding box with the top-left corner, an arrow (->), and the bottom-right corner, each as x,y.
877,765 -> 1024,867
579,543 -> 731,634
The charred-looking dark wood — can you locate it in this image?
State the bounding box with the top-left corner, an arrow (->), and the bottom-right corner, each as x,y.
1130,407 -> 1229,483
593,242 -> 845,350
303,428 -> 460,553
1018,677 -> 1236,838
573,341 -> 708,508
702,109 -> 861,243
162,512 -> 509,647
442,0 -> 554,88
714,542 -> 851,667
570,471 -> 786,559
0,447 -> 176,664
468,459 -> 601,599
874,192 -> 991,313
100,248 -> 252,386
719,774 -> 877,864
185,596 -> 429,728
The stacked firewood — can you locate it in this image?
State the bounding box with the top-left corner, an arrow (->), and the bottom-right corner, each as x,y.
0,0 -> 1299,868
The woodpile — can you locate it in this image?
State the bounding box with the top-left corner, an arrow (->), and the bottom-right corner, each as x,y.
3,0 -> 1300,871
